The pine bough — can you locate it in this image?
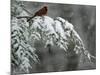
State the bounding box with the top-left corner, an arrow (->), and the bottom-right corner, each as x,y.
11,0 -> 95,73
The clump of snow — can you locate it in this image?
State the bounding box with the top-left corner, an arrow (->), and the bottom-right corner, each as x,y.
30,16 -> 95,62
11,16 -> 39,73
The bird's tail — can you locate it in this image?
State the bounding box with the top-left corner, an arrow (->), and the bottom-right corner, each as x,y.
27,15 -> 35,22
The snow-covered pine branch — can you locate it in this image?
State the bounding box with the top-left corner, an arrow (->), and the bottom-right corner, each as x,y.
11,17 -> 39,73
11,0 -> 95,73
29,16 -> 95,63
11,15 -> 95,73
11,0 -> 40,73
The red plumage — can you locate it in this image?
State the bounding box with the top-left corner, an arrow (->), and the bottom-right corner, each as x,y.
27,6 -> 48,22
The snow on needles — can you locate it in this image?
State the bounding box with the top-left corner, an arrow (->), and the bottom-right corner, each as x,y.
11,15 -> 95,73
30,16 -> 95,62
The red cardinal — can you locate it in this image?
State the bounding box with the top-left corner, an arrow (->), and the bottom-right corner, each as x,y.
27,6 -> 48,22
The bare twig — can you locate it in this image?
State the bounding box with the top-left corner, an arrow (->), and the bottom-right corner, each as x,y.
16,16 -> 31,19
